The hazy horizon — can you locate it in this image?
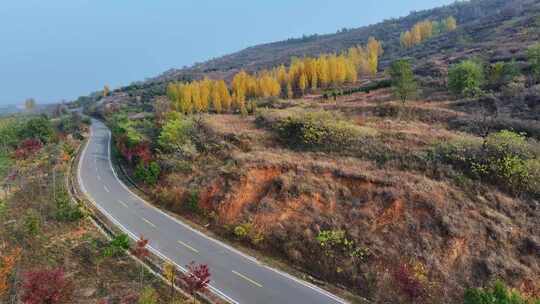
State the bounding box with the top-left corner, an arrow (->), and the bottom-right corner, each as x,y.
0,0 -> 454,106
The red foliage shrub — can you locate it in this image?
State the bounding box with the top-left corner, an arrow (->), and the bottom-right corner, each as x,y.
22,268 -> 73,304
181,262 -> 211,295
119,293 -> 139,304
116,139 -> 152,165
392,263 -> 425,301
132,235 -> 150,260
14,139 -> 43,159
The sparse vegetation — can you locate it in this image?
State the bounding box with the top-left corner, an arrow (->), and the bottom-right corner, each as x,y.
433,130 -> 540,196
273,110 -> 376,151
464,281 -> 540,304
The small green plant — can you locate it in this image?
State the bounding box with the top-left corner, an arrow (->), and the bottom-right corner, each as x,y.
448,59 -> 484,97
134,161 -> 161,185
233,223 -> 252,240
138,286 -> 158,304
316,230 -> 369,262
0,199 -> 6,218
527,43 -> 540,82
184,189 -> 200,214
55,191 -> 83,222
463,280 -> 539,304
102,233 -> 130,258
24,209 -> 41,236
487,61 -> 520,88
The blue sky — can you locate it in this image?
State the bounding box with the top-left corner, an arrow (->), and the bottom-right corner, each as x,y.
0,0 -> 454,105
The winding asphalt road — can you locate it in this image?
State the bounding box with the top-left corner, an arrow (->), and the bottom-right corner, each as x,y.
77,118 -> 347,304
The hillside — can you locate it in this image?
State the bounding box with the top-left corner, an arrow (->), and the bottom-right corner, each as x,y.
88,0 -> 540,108
124,0 -> 529,84
75,0 -> 540,303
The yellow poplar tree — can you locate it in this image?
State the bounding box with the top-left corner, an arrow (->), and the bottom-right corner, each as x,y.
367,37 -> 383,76
232,70 -> 248,108
445,16 -> 457,31
191,82 -> 202,113
319,56 -> 330,88
217,80 -> 231,112
211,84 -> 222,113
200,78 -> 211,112
298,73 -> 307,95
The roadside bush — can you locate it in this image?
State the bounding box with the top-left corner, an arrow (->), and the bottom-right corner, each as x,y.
463,280 -> 539,304
275,111 -> 377,151
22,268 -> 73,304
233,223 -> 252,240
432,130 -> 540,195
134,161 -> 161,185
0,199 -> 6,218
19,116 -> 55,144
138,286 -> 158,304
102,233 -> 130,258
158,116 -> 196,157
24,209 -> 41,236
448,60 -> 484,97
55,191 -> 83,222
316,230 -> 369,262
184,189 -> 200,214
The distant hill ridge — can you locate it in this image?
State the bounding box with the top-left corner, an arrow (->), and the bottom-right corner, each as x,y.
150,0 -> 520,83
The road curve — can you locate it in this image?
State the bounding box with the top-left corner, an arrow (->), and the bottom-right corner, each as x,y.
77,118 -> 347,304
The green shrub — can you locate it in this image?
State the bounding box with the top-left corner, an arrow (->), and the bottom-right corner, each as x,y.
448,60 -> 484,97
0,199 -> 6,218
24,209 -> 41,236
527,43 -> 540,82
184,189 -> 200,214
487,61 -> 520,88
158,116 -> 195,155
464,280 -> 539,304
276,111 -> 376,151
316,230 -> 369,261
433,130 -> 540,195
55,191 -> 83,222
103,233 -> 130,258
138,286 -> 158,304
134,161 -> 161,185
233,223 -> 252,239
19,116 -> 55,144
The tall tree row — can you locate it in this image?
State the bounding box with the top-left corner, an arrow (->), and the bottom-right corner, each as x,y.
167,37 -> 383,114
400,16 -> 457,48
167,79 -> 232,114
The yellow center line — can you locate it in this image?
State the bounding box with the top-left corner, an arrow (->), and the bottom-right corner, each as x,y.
232,270 -> 263,288
178,240 -> 199,253
142,217 -> 156,228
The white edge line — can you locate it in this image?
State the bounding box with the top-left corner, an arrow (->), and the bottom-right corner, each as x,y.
232,270 -> 263,288
80,119 -> 348,304
178,240 -> 199,253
